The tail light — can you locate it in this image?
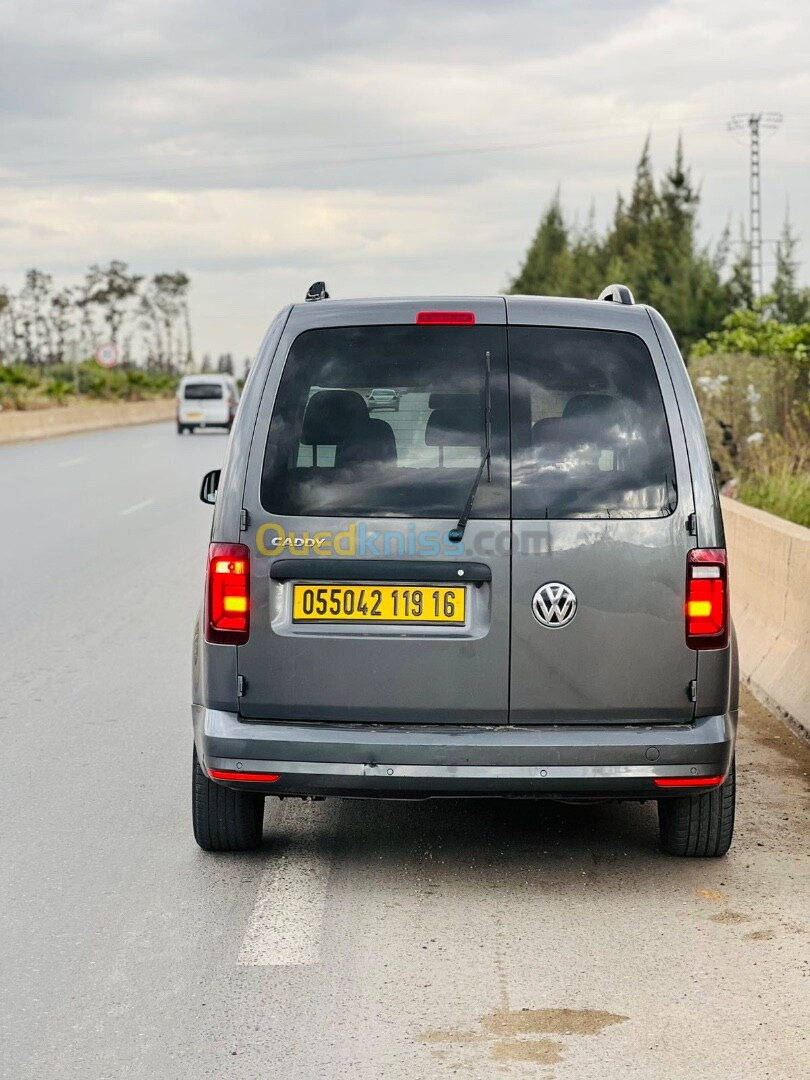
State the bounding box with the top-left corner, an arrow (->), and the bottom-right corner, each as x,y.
206,542 -> 250,644
686,548 -> 728,649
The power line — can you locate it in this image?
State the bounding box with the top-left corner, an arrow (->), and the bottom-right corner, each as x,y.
727,112 -> 783,297
1,119 -> 722,190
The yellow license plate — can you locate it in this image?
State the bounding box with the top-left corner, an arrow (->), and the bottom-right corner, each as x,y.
292,583 -> 466,624
185,411 -> 204,420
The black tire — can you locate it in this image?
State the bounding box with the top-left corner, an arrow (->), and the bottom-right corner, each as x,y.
192,747 -> 265,851
658,760 -> 736,857
177,423 -> 185,434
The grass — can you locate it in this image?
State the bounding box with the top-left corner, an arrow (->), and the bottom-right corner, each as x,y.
738,431 -> 810,527
691,352 -> 809,530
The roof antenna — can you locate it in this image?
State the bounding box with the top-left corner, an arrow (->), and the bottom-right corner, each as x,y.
305,281 -> 330,302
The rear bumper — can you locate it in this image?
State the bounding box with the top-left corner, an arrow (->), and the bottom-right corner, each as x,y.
180,416 -> 230,427
193,707 -> 737,800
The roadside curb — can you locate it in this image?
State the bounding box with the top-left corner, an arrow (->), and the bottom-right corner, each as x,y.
722,496 -> 810,741
0,399 -> 176,446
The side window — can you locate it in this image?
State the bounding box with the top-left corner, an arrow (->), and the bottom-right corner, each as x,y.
509,327 -> 678,519
260,325 -> 509,518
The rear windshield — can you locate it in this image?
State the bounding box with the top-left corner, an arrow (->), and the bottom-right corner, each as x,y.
509,327 -> 677,519
183,382 -> 223,400
260,326 -> 510,518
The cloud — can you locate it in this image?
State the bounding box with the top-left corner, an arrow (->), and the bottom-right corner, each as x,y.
0,0 -> 807,358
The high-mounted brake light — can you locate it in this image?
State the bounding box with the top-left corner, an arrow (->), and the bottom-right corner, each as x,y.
686,548 -> 728,650
206,542 -> 250,644
416,311 -> 476,325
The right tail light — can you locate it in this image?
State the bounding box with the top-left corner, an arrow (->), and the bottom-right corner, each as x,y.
686,548 -> 729,650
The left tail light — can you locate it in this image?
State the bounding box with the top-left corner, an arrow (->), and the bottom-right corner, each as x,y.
206,542 -> 250,644
686,548 -> 728,650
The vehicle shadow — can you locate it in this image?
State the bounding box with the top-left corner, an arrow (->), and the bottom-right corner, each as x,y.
259,795 -> 678,885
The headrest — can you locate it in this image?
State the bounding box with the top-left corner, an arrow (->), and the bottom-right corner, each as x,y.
425,408 -> 482,448
367,418 -> 397,462
428,393 -> 480,411
532,417 -> 567,445
335,418 -> 398,468
301,390 -> 369,445
562,394 -> 617,419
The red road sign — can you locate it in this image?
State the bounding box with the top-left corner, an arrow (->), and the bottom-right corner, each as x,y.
96,343 -> 119,368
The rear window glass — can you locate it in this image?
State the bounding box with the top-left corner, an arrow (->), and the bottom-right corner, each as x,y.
260,326 -> 510,518
509,327 -> 677,519
183,382 -> 223,400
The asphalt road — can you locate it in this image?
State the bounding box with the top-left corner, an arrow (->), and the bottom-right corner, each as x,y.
1,421 -> 808,1080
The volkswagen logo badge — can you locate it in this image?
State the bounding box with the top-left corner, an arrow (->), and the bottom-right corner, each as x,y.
532,582 -> 577,628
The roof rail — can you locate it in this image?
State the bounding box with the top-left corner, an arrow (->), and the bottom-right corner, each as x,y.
305,281 -> 330,302
597,283 -> 635,305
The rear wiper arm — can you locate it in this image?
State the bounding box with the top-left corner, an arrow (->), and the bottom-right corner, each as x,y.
448,351 -> 491,544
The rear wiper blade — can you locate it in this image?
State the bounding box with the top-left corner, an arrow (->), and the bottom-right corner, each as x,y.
448,351 -> 491,544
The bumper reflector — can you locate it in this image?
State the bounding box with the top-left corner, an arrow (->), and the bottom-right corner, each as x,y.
209,768 -> 280,783
654,776 -> 723,789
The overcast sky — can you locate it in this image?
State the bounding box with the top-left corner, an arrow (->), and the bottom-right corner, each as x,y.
1,0 -> 808,362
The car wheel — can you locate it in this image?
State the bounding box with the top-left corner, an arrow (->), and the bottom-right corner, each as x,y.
192,746 -> 265,851
658,759 -> 735,857
177,423 -> 185,434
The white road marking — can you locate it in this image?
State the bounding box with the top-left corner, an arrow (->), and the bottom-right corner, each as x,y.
56,457 -> 85,468
238,807 -> 331,966
119,498 -> 155,516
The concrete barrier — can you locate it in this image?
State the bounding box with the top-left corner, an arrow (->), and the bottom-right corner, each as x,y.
0,399 -> 175,446
722,496 -> 810,738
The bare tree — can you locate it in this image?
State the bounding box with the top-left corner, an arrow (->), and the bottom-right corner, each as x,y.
0,262 -> 194,370
18,270 -> 54,365
50,287 -> 78,364
138,287 -> 166,370
85,261 -> 143,347
0,287 -> 13,364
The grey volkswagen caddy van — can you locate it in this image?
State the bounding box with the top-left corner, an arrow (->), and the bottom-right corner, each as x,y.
192,284 -> 738,857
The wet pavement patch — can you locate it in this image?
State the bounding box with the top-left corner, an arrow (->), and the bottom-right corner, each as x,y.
490,1037 -> 565,1064
422,1006 -> 628,1069
744,929 -> 777,942
695,888 -> 728,902
710,910 -> 751,924
481,1006 -> 628,1038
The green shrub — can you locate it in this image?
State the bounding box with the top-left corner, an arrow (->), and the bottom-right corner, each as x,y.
0,364 -> 41,389
691,352 -> 809,528
44,378 -> 74,405
739,428 -> 810,528
0,360 -> 179,408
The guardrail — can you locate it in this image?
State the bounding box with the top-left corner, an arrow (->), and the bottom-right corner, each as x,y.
722,496 -> 810,738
